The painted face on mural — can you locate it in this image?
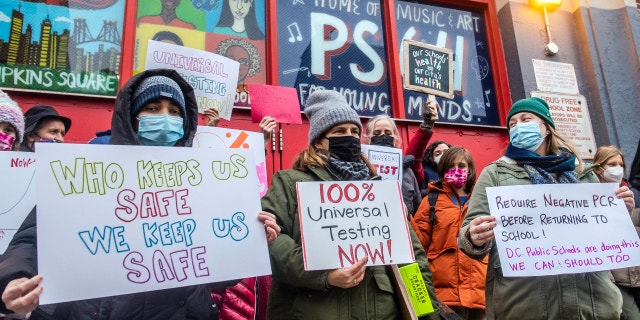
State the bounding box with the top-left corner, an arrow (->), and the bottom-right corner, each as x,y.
229,0 -> 252,20
161,0 -> 182,10
225,45 -> 251,82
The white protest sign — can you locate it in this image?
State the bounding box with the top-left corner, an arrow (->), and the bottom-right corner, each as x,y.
297,180 -> 414,271
0,152 -> 36,253
361,144 -> 403,181
487,183 -> 640,277
193,126 -> 268,197
36,144 -> 270,304
145,40 -> 239,120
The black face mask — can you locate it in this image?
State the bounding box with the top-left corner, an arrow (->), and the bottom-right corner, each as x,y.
326,136 -> 362,162
370,135 -> 395,148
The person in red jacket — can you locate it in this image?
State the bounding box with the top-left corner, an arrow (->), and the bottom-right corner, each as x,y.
410,146 -> 487,320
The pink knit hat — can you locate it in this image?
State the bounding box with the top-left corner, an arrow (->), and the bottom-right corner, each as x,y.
0,89 -> 24,145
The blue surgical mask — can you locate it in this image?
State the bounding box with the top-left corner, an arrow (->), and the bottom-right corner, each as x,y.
137,114 -> 184,146
509,122 -> 545,151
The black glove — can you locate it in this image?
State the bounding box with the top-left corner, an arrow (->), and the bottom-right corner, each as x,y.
420,101 -> 437,130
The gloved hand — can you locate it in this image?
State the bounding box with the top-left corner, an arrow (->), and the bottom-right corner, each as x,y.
420,99 -> 438,130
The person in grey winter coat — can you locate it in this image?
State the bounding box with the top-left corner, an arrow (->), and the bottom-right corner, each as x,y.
459,97 -> 634,320
0,69 -> 280,320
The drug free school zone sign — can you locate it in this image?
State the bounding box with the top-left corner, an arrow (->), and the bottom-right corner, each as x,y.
297,180 -> 415,270
35,144 -> 270,304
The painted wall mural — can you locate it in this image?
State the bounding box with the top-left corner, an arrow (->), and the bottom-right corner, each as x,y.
396,1 -> 499,125
277,0 -> 391,117
0,0 -> 125,96
135,0 -> 267,104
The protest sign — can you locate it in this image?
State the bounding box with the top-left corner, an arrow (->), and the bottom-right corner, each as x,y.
193,126 -> 268,197
36,144 -> 270,304
248,84 -> 302,124
486,183 -> 640,277
0,151 -> 36,253
297,180 -> 414,270
403,39 -> 454,99
145,40 -> 239,120
361,144 -> 403,181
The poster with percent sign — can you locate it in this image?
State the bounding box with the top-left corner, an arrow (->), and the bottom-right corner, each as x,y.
296,180 -> 415,271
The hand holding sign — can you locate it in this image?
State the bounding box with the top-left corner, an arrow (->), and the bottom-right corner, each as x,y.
296,180 -> 415,271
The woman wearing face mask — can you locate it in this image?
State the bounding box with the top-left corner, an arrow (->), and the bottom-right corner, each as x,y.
410,146 -> 486,319
19,105 -> 71,152
420,141 -> 452,197
364,113 -> 425,217
261,90 -> 441,320
459,97 -> 634,319
593,146 -> 628,186
593,146 -> 640,320
0,69 -> 281,320
0,90 -> 24,151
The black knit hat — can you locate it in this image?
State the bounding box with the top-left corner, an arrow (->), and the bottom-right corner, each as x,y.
24,105 -> 72,134
131,75 -> 186,117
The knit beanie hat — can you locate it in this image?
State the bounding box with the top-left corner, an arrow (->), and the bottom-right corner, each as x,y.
507,97 -> 555,129
0,89 -> 24,145
304,90 -> 362,143
131,75 -> 186,117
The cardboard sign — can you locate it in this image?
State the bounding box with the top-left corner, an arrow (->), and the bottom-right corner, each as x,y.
403,39 -> 454,98
145,40 -> 239,120
248,85 -> 302,124
0,151 -> 37,253
486,183 -> 640,277
36,144 -> 270,304
193,126 -> 268,197
361,144 -> 403,181
296,180 -> 415,270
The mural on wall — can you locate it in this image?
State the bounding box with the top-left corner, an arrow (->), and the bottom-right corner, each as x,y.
277,0 -> 391,117
0,0 -> 125,96
135,0 -> 267,106
396,1 -> 500,126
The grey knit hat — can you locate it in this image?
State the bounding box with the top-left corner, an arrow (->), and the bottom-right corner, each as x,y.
304,90 -> 362,143
131,75 -> 186,117
0,89 -> 24,145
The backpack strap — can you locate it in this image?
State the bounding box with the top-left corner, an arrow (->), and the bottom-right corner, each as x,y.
427,181 -> 443,223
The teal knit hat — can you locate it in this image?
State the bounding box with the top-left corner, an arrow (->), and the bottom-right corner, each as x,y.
506,97 -> 555,129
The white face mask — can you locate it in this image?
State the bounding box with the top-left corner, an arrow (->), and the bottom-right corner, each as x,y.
603,165 -> 624,184
433,155 -> 442,165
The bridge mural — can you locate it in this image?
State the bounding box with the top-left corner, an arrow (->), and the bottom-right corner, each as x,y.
0,0 -> 124,96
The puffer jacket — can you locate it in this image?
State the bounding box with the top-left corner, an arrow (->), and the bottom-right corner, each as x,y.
0,69 -> 224,320
262,165 -> 441,320
610,208 -> 640,288
459,157 -> 622,320
211,276 -> 271,320
410,181 -> 486,310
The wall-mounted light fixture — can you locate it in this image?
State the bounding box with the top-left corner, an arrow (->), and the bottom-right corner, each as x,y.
529,0 -> 562,56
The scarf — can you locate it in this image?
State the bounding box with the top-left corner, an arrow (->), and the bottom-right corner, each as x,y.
504,144 -> 579,184
326,157 -> 370,181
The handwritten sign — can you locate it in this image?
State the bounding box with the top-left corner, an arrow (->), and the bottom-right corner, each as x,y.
36,144 -> 270,304
0,151 -> 36,253
530,92 -> 596,159
403,39 -> 454,99
193,126 -> 268,197
296,180 -> 414,270
486,183 -> 640,277
145,40 -> 239,120
248,85 -> 302,124
361,144 -> 403,181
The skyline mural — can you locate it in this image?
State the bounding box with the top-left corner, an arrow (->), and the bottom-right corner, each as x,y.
0,0 -> 125,96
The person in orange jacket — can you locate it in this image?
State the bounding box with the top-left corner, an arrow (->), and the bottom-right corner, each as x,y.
410,146 -> 487,320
